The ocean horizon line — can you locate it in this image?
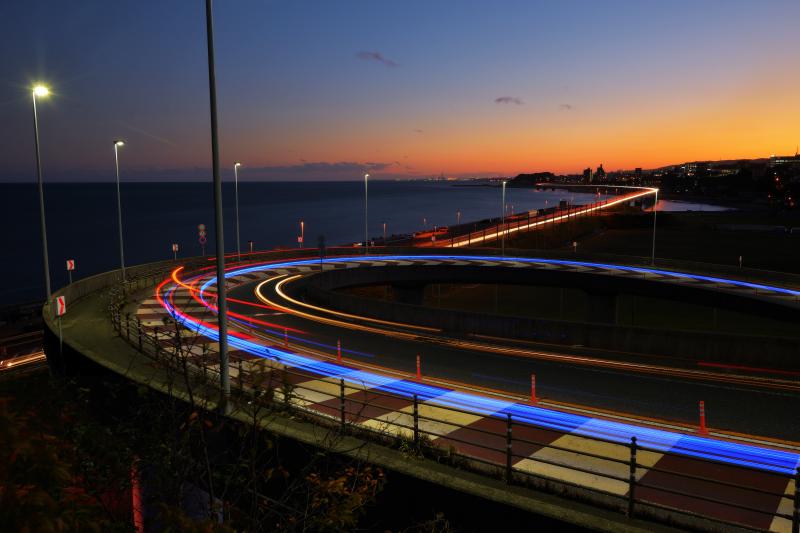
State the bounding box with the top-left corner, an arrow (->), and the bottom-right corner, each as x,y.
0,177 -> 456,185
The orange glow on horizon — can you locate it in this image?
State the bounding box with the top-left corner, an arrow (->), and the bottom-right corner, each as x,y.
229,71 -> 800,177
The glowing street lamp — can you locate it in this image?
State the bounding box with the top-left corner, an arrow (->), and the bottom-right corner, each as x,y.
113,139 -> 127,281
299,219 -> 304,248
501,180 -> 507,256
364,173 -> 369,254
651,189 -> 659,265
31,84 -> 52,305
234,162 -> 242,260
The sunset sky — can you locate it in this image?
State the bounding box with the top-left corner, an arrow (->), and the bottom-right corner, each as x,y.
1,0 -> 799,181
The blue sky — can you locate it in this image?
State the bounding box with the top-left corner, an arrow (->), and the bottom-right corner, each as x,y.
1,0 -> 798,181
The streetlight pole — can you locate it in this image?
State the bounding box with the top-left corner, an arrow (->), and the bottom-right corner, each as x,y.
204,0 -> 230,414
501,180 -> 507,256
113,140 -> 126,282
364,173 -> 369,254
234,162 -> 241,261
299,220 -> 304,248
32,85 -> 52,308
457,210 -> 461,225
651,189 -> 658,265
383,222 -> 387,242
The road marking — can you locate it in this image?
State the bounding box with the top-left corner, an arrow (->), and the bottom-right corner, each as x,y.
516,427 -> 662,496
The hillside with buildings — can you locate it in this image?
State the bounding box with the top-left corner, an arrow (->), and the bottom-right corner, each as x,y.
508,154 -> 800,209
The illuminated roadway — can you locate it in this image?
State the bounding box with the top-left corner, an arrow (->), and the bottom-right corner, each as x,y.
152,254 -> 800,446
414,186 -> 658,248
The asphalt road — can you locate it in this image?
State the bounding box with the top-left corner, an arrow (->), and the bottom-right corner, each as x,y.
228,268 -> 800,442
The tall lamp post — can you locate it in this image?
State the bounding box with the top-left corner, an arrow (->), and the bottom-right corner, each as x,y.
113,140 -> 126,282
364,173 -> 369,254
204,0 -> 230,414
501,180 -> 507,256
299,220 -> 304,248
234,162 -> 242,260
651,189 -> 659,265
32,84 -> 52,307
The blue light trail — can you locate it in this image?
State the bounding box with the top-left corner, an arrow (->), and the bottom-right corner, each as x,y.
161,255 -> 800,474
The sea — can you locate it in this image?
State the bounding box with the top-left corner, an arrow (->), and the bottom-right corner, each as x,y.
0,180 -> 604,306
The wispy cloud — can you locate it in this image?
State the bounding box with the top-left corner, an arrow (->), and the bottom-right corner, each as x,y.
559,103 -> 574,111
356,51 -> 399,67
117,121 -> 177,146
413,128 -> 423,133
494,96 -> 524,105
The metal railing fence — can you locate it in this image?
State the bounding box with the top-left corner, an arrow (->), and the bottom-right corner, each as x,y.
108,295 -> 799,533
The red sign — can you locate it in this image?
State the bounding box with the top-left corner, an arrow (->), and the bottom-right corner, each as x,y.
297,236 -> 303,243
66,259 -> 75,271
55,295 -> 66,317
172,243 -> 179,252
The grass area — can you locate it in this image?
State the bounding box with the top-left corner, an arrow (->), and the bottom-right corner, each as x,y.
508,210 -> 800,273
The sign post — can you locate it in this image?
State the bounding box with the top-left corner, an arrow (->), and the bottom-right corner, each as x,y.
171,243 -> 179,260
198,224 -> 207,256
248,240 -> 254,253
66,259 -> 75,285
55,295 -> 66,355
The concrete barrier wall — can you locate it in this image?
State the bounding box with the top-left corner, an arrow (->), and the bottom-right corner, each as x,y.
304,262 -> 799,319
301,275 -> 800,368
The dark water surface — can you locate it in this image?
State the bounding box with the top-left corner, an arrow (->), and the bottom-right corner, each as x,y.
0,181 -> 599,305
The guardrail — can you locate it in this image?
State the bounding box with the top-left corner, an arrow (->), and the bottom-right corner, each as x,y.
447,199 -> 609,248
105,271 -> 799,533
44,241 -> 800,312
413,187 -> 656,249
